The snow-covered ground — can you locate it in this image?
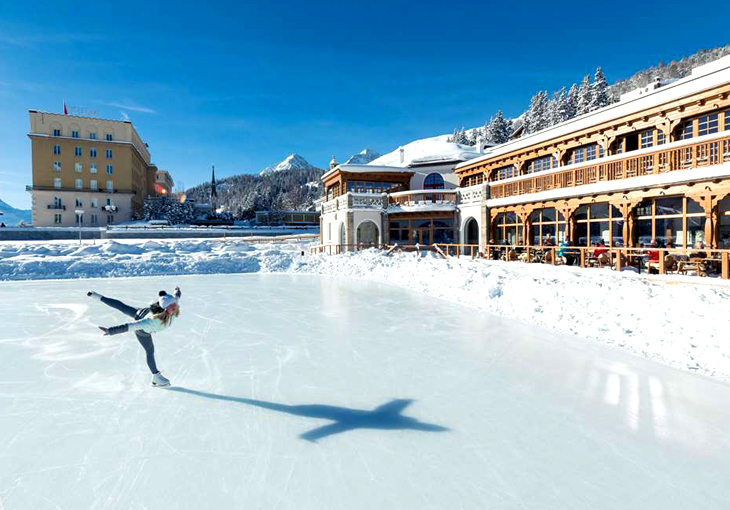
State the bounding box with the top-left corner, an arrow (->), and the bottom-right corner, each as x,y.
1,238 -> 729,380
1,274 -> 729,509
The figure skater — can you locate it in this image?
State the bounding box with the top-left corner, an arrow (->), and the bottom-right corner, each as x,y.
87,287 -> 181,387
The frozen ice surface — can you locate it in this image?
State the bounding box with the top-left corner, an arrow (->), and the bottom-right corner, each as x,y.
1,274 -> 729,509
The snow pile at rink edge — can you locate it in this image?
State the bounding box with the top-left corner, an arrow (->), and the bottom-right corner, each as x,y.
1,238 -> 729,380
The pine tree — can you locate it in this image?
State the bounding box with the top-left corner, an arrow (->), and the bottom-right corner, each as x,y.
590,66 -> 609,111
546,91 -> 560,127
566,83 -> 579,119
576,75 -> 592,116
527,91 -> 549,133
485,110 -> 512,144
555,87 -> 569,125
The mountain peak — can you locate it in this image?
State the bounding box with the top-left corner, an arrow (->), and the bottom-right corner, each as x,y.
259,154 -> 313,175
345,148 -> 381,165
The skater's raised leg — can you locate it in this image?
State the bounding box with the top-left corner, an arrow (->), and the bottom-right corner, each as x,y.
88,291 -> 138,319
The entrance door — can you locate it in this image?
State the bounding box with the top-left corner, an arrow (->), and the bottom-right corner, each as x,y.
412,229 -> 430,245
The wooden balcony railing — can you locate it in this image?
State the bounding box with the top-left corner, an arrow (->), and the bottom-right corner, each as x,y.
388,191 -> 457,207
490,133 -> 730,200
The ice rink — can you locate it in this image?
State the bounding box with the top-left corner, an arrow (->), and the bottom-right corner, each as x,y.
1,274 -> 729,509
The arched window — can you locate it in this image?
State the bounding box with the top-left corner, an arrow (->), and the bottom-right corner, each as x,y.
424,173 -> 444,189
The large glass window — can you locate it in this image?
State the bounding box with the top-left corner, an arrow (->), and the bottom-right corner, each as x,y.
725,110 -> 730,131
634,196 -> 705,249
424,173 -> 445,189
388,217 -> 454,245
575,203 -> 624,247
529,208 -> 565,245
494,212 -> 523,245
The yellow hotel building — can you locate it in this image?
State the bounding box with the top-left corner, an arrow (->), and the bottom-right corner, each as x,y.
26,111 -> 161,227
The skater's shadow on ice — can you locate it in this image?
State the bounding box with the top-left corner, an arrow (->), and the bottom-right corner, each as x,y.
168,387 -> 450,442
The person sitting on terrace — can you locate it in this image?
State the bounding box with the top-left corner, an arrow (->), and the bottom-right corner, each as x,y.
646,241 -> 660,264
558,238 -> 577,266
594,240 -> 608,257
543,234 -> 555,246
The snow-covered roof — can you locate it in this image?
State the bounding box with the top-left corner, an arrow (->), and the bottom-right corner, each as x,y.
456,54 -> 730,170
369,135 -> 482,168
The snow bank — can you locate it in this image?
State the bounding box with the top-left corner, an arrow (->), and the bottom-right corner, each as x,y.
1,239 -> 728,379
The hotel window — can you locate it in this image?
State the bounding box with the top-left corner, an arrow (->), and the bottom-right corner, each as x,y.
53,161 -> 61,171
54,178 -> 62,188
529,207 -> 567,245
107,181 -> 114,193
106,198 -> 112,206
697,113 -> 719,137
54,197 -> 62,208
90,164 -> 97,174
676,119 -> 694,140
75,146 -> 82,156
635,196 -> 705,249
575,203 -> 624,247
89,132 -> 97,140
567,143 -> 603,165
91,197 -> 98,207
106,149 -> 113,158
494,212 -> 523,245
54,214 -> 62,224
106,165 -> 113,175
53,144 -> 61,155
90,148 -> 97,157
90,180 -> 98,190
75,199 -> 83,207
90,214 -> 98,226
75,163 -> 82,173
640,130 -> 654,149
75,212 -> 83,225
424,173 -> 445,189
527,155 -> 557,174
106,134 -> 113,141
657,131 -> 665,145
496,165 -> 516,181
72,130 -> 79,138
75,179 -> 83,190
53,129 -> 61,136
725,110 -> 730,131
107,215 -> 114,224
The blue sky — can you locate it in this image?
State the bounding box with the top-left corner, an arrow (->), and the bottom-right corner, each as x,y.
1,0 -> 729,209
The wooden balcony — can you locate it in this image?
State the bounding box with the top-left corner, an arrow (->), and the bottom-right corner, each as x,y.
490,133 -> 730,200
388,190 -> 457,207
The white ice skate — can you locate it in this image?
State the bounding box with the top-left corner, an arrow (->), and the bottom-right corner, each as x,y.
152,372 -> 170,388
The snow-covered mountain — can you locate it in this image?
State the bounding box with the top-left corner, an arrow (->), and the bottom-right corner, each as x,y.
0,198 -> 31,226
259,154 -> 314,175
345,148 -> 381,165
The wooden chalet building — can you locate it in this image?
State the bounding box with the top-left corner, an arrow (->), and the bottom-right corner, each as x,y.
318,54 -> 730,265
456,55 -> 730,251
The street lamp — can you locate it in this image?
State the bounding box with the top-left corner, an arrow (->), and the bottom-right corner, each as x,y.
75,209 -> 84,244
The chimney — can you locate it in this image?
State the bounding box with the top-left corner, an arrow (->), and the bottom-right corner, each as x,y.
398,146 -> 405,165
329,155 -> 338,170
476,135 -> 484,154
